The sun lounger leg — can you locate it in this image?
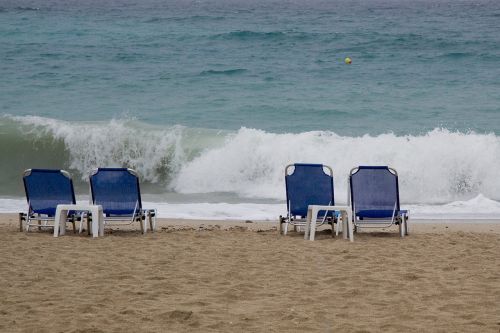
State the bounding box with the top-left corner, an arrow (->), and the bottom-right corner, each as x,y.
140,215 -> 147,234
347,210 -> 354,242
148,213 -> 153,232
404,214 -> 409,235
149,210 -> 156,232
399,218 -> 404,238
283,221 -> 289,235
139,217 -> 144,234
18,213 -> 24,232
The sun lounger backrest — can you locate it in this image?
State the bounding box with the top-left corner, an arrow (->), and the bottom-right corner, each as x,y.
90,168 -> 142,216
350,166 -> 400,218
285,163 -> 334,217
23,169 -> 76,216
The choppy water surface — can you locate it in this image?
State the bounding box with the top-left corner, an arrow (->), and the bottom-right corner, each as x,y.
1,0 -> 499,218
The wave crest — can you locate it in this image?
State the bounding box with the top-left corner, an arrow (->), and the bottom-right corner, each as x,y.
3,116 -> 500,205
9,116 -> 189,183
174,127 -> 500,204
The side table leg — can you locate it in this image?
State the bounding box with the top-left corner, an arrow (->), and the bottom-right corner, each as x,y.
348,211 -> 354,242
54,209 -> 61,237
91,208 -> 98,238
60,210 -> 68,236
310,208 -> 318,241
342,211 -> 348,239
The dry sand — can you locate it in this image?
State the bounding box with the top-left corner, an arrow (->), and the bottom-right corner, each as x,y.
0,213 -> 499,332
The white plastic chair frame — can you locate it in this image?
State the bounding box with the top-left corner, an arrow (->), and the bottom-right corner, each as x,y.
348,166 -> 409,237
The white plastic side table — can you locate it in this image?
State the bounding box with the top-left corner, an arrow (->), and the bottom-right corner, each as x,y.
304,205 -> 354,242
53,204 -> 104,238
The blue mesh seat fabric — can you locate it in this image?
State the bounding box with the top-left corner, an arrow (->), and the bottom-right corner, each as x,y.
350,166 -> 400,219
21,169 -> 78,233
90,168 -> 142,217
349,166 -> 409,236
23,169 -> 76,217
279,163 -> 339,236
285,163 -> 335,218
89,168 -> 157,234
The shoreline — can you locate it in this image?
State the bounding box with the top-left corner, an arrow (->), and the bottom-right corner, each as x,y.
2,213 -> 500,234
2,196 -> 500,221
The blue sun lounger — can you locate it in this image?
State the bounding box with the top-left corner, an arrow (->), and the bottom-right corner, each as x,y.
349,166 -> 409,237
89,168 -> 156,234
279,163 -> 338,235
20,169 -> 80,233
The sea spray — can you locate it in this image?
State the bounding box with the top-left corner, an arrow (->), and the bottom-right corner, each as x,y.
3,116 -> 500,205
174,127 -> 500,204
6,115 -> 225,184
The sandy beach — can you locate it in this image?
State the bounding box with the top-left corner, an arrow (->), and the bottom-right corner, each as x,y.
1,213 -> 499,332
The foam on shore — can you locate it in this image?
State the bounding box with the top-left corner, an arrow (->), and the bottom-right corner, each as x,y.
2,194 -> 500,220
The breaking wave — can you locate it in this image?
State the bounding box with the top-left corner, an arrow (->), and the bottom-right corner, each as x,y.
1,115 -> 500,206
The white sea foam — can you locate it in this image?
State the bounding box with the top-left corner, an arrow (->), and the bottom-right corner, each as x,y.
406,194 -> 500,220
9,115 -> 217,183
5,116 -> 500,209
174,127 -> 500,204
2,195 -> 500,220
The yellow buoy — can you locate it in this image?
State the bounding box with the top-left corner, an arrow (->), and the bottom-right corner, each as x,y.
344,57 -> 352,64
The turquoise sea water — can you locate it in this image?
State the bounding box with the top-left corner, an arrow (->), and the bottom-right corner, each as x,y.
1,0 -> 500,218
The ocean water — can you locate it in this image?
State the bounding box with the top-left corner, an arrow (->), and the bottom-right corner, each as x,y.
1,0 -> 500,219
